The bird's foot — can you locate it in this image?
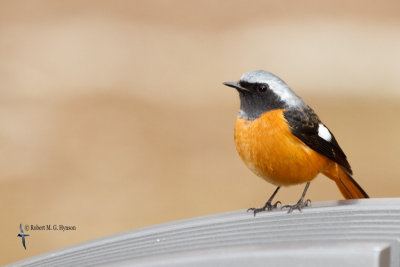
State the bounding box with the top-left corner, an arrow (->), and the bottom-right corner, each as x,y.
247,201 -> 282,216
281,199 -> 311,213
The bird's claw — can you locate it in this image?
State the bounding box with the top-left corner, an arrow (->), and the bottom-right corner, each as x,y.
247,201 -> 282,216
281,199 -> 311,213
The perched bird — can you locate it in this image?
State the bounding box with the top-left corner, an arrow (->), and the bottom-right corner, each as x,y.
224,70 -> 369,214
17,223 -> 29,250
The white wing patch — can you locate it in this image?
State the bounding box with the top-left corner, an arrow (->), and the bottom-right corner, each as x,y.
318,124 -> 332,142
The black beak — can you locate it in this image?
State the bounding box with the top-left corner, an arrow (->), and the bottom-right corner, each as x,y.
223,81 -> 250,92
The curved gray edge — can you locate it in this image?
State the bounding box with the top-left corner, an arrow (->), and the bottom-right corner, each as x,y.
7,198 -> 400,267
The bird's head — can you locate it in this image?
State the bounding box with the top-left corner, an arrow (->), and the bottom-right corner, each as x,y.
223,70 -> 304,120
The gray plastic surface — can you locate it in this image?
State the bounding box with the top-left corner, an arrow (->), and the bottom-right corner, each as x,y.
8,198 -> 400,267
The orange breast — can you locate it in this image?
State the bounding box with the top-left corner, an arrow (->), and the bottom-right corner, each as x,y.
234,109 -> 330,186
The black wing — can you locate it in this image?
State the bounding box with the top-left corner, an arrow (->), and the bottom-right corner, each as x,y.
283,107 -> 352,174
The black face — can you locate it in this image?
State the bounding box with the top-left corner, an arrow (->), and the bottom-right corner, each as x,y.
239,81 -> 269,94
235,81 -> 286,120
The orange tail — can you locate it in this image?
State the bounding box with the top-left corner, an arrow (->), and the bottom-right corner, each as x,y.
323,163 -> 369,199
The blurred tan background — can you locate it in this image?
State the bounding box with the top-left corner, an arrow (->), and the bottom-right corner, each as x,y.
1,0 -> 400,264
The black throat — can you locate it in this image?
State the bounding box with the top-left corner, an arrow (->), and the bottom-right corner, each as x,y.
238,90 -> 286,120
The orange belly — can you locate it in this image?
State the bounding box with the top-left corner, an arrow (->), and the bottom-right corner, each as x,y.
234,109 -> 330,186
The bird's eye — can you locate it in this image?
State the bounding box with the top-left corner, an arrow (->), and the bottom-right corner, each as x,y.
258,84 -> 269,93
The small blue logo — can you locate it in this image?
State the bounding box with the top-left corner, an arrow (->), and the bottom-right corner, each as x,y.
17,224 -> 30,250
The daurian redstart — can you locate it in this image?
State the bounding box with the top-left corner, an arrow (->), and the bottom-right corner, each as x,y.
224,70 -> 369,214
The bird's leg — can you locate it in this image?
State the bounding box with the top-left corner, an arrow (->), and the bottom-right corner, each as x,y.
247,186 -> 281,216
281,182 -> 311,213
